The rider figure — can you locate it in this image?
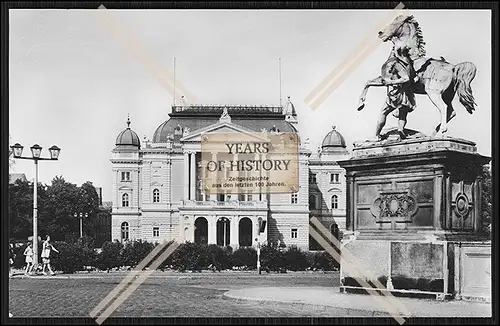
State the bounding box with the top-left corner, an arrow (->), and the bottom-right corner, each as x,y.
376,46 -> 417,140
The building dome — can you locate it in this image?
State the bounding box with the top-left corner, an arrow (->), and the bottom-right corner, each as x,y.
321,125 -> 346,149
283,96 -> 297,116
116,117 -> 140,148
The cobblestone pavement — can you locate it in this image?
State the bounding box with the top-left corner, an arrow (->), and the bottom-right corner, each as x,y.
9,271 -> 386,318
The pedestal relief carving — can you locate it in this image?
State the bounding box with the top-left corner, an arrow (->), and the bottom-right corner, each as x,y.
370,188 -> 418,230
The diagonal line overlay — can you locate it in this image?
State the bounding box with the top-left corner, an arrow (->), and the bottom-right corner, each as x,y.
94,5 -> 197,104
94,241 -> 181,324
89,239 -> 172,318
310,217 -> 411,316
305,3 -> 409,110
310,217 -> 411,323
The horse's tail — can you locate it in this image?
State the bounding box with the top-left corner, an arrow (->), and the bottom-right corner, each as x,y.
453,61 -> 477,114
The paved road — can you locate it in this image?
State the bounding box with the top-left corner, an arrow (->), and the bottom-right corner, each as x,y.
9,271 -> 385,318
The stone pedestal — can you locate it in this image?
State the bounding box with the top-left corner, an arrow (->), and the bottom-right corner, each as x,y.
337,136 -> 490,300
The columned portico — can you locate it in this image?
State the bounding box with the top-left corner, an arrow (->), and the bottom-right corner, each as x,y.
183,152 -> 189,200
208,215 -> 216,244
210,152 -> 217,201
190,151 -> 196,200
230,217 -> 238,247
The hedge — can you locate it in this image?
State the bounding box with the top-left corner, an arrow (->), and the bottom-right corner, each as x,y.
232,247 -> 257,270
95,240 -> 124,272
11,239 -> 340,273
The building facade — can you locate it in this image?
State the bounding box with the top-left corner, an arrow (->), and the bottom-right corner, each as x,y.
308,126 -> 349,249
110,100 -> 348,251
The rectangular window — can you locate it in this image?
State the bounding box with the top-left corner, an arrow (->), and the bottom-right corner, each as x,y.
121,171 -> 131,181
309,173 -> 317,184
291,193 -> 298,204
330,173 -> 340,183
153,227 -> 160,237
291,228 -> 298,239
247,194 -> 253,201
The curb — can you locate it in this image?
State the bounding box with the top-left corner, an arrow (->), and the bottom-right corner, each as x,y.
221,289 -> 492,318
9,271 -> 340,280
221,292 -> 387,316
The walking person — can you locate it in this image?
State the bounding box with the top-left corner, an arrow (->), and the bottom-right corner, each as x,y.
41,236 -> 59,275
9,243 -> 16,278
23,243 -> 34,275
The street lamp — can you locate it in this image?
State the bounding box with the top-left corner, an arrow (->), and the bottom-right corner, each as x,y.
74,212 -> 88,238
256,217 -> 267,275
10,143 -> 61,272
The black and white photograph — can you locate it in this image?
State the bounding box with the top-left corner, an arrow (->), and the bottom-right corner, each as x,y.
4,2 -> 495,324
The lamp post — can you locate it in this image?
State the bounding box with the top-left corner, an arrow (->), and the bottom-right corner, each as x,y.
256,217 -> 267,275
10,143 -> 61,272
74,212 -> 88,238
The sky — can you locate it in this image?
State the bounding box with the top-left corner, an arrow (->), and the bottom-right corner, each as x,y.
9,9 -> 492,202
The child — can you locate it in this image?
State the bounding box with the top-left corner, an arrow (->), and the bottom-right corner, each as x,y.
41,235 -> 59,275
9,243 -> 15,278
23,243 -> 34,275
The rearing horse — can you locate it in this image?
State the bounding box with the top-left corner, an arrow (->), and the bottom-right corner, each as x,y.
357,15 -> 477,137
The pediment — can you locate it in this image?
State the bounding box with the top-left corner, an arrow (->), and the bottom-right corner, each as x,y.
328,187 -> 342,192
181,121 -> 269,142
118,186 -> 134,191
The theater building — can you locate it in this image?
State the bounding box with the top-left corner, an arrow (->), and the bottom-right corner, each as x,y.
110,99 -> 348,250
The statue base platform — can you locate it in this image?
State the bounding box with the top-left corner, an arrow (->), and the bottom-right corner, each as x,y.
338,136 -> 490,300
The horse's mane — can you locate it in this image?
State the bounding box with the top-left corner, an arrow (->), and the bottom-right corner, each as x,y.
406,17 -> 426,58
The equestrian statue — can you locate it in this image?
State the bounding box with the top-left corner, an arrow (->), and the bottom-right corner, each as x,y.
357,15 -> 477,141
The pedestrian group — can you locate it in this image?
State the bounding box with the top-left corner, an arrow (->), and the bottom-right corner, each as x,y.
12,235 -> 60,276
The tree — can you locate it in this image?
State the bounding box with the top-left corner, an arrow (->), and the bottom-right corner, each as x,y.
78,181 -> 101,240
9,179 -> 35,240
42,176 -> 81,241
8,179 -> 49,241
9,175 -> 105,243
481,165 -> 492,236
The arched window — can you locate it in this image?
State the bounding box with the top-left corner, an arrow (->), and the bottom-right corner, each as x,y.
331,195 -> 338,209
194,217 -> 208,245
121,222 -> 129,241
309,194 -> 317,209
122,193 -> 129,207
238,217 -> 253,247
153,189 -> 160,203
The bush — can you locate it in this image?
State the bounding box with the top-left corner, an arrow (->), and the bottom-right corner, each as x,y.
232,247 -> 257,270
285,246 -> 309,271
75,236 -> 98,269
307,251 -> 339,271
51,241 -> 84,273
206,244 -> 233,271
12,238 -> 97,273
96,240 -> 124,272
157,240 -> 176,270
121,239 -> 155,268
10,237 -> 345,274
13,243 -> 28,269
171,242 -> 209,272
260,244 -> 286,272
